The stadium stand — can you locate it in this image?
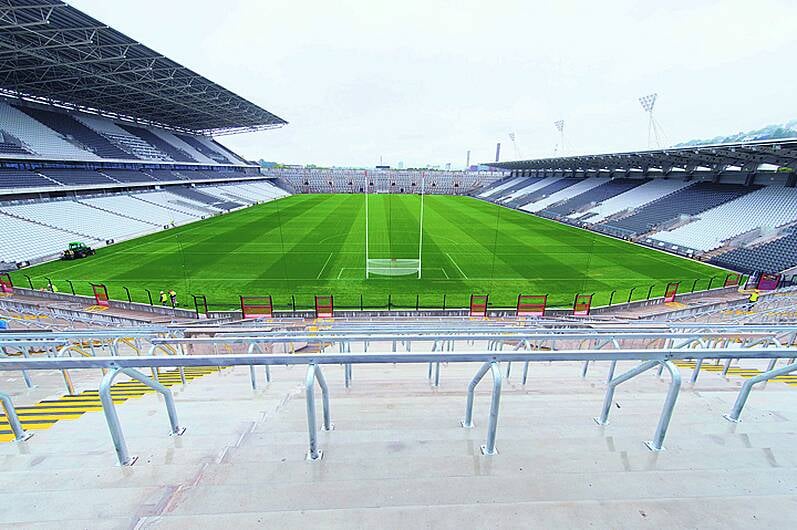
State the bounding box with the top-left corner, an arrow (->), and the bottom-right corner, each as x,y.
487,140 -> 797,273
521,177 -> 602,212
0,179 -> 288,264
117,124 -> 197,163
208,138 -> 250,165
0,213 -> 100,262
649,186 -> 797,253
711,229 -> 797,274
497,176 -> 546,203
479,176 -> 525,198
577,178 -> 694,223
36,168 -> 116,186
141,169 -> 191,181
485,176 -> 536,200
130,191 -> 214,219
175,134 -> 232,164
97,169 -> 159,184
513,177 -> 578,208
15,104 -> 132,160
1,200 -> 154,241
0,168 -> 57,189
73,114 -> 170,161
540,178 -> 647,218
500,176 -> 561,206
150,129 -> 219,163
0,101 -> 99,160
168,187 -> 243,211
600,183 -> 758,235
88,193 -> 199,226
0,130 -> 32,156
270,168 -> 489,195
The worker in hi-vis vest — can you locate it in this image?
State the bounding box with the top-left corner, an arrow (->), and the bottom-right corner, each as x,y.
159,290 -> 169,306
747,289 -> 760,310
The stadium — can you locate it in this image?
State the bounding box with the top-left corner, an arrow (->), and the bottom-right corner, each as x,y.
1,0 -> 797,527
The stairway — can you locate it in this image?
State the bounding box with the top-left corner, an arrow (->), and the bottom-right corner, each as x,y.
1,358 -> 796,527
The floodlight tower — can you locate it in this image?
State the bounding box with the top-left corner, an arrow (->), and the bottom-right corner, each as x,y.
639,93 -> 667,148
554,120 -> 565,155
508,132 -> 521,159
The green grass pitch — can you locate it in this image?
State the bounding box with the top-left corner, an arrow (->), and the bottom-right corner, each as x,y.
15,194 -> 728,311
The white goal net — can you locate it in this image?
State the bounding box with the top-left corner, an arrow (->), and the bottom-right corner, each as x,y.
367,258 -> 421,277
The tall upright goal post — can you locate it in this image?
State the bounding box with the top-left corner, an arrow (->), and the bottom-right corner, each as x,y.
365,173 -> 424,279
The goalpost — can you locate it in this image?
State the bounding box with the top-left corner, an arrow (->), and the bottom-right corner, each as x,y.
365,174 -> 424,279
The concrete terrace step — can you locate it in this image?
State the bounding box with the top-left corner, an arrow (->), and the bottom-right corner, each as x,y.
136,495 -> 797,529
153,468 -> 797,518
1,361 -> 797,526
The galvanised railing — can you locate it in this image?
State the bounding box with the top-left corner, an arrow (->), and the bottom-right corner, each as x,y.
2,341 -> 797,465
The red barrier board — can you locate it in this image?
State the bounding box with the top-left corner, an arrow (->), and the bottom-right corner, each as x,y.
469,294 -> 489,317
517,294 -> 546,317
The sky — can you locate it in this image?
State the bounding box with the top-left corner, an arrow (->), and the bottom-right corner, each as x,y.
70,0 -> 797,168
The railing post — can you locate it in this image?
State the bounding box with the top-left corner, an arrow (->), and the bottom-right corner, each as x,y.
725,360 -> 797,422
99,368 -> 134,466
18,346 -> 34,389
0,392 -> 32,442
144,288 -> 153,306
596,360 -> 658,425
645,361 -> 681,451
461,361 -> 502,455
690,359 -> 703,384
627,286 -> 637,304
249,365 -> 258,390
123,287 -> 132,303
462,362 -> 491,428
99,367 -> 184,466
606,360 -> 617,383
595,360 -> 680,451
305,363 -> 333,461
66,279 -> 75,295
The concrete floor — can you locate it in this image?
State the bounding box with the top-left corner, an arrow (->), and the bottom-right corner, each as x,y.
1,352 -> 796,529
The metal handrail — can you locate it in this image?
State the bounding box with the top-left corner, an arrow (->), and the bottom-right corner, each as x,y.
98,367 -> 184,466
144,331 -> 775,348
3,346 -> 796,465
304,364 -> 332,461
461,361 -> 502,455
0,391 -> 32,442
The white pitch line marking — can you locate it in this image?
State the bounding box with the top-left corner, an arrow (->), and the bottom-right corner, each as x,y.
440,267 -> 450,280
446,253 -> 468,279
317,252 -> 333,279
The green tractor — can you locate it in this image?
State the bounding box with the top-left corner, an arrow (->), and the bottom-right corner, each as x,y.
61,242 -> 95,260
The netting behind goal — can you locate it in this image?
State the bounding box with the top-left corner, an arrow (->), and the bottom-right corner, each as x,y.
367,258 -> 421,277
